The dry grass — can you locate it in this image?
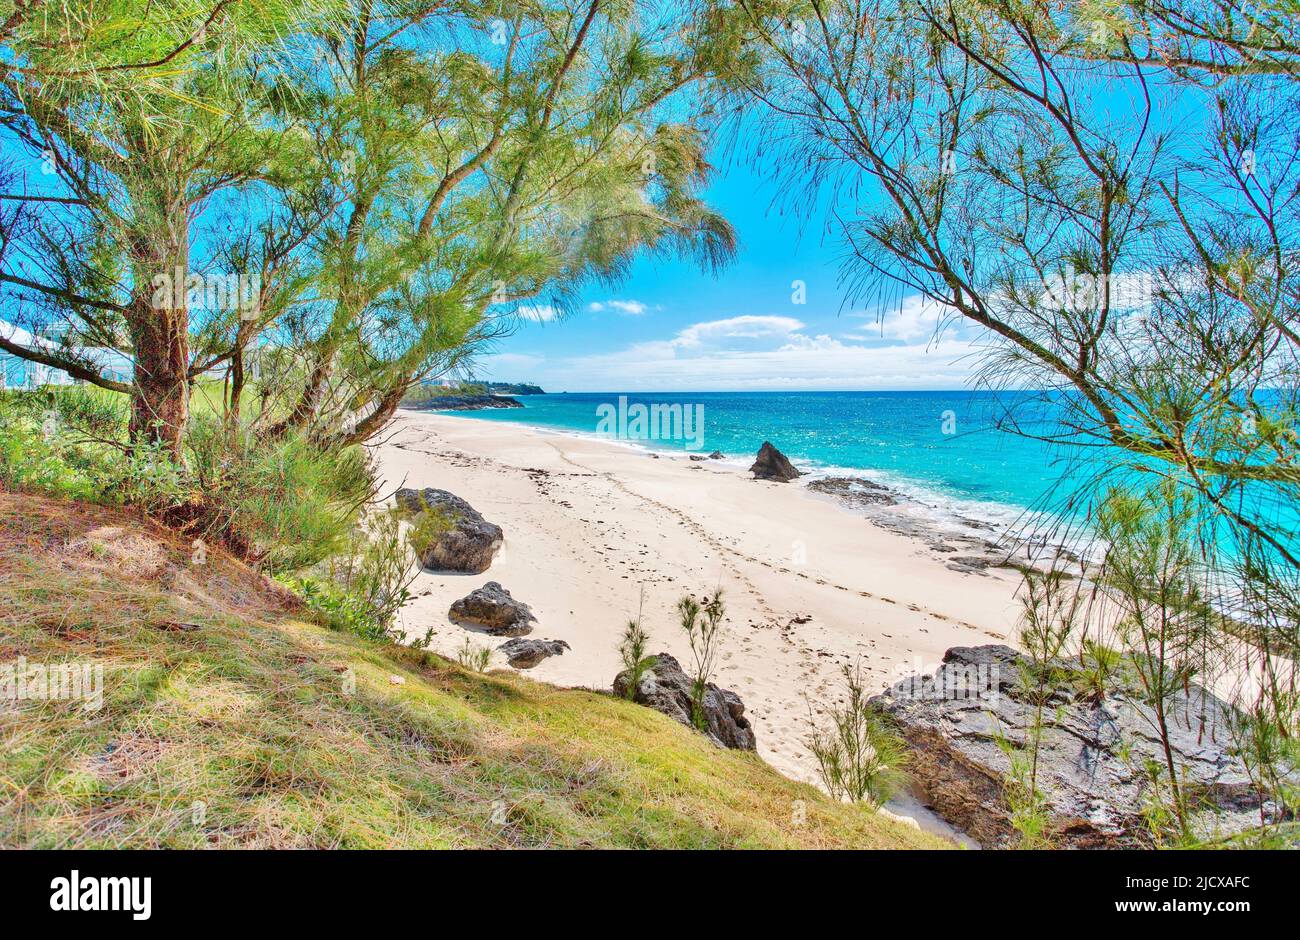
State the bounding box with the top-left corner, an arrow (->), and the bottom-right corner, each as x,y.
0,490 -> 947,849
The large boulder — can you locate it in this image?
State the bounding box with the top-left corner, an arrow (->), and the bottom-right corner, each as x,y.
395,487 -> 502,573
748,442 -> 801,482
873,645 -> 1279,848
613,652 -> 756,750
498,637 -> 570,669
449,582 -> 536,636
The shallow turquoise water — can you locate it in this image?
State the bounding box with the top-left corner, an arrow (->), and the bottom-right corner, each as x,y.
437,391 -> 1092,526
435,390 -> 1300,573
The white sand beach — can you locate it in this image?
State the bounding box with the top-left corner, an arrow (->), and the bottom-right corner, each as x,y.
375,408 -> 1029,795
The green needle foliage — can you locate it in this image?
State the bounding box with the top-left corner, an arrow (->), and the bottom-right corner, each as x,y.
0,1 -> 737,456
806,661 -> 908,808
677,588 -> 725,730
724,0 -> 1300,843
617,589 -> 654,699
1,0 -> 347,455
262,0 -> 739,445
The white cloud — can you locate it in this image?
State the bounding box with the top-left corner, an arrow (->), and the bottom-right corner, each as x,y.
778,333 -> 846,352
516,305 -> 559,323
848,295 -> 976,344
671,314 -> 806,348
486,306 -> 985,390
554,336 -> 980,390
588,299 -> 649,315
473,297 -> 1002,391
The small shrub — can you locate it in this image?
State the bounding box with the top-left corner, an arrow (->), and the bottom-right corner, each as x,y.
1226,697 -> 1300,837
285,576 -> 393,643
1137,759 -> 1198,849
327,508 -> 419,631
185,415 -> 374,572
617,591 -> 654,699
1074,639 -> 1124,703
806,661 -> 908,807
0,388 -> 125,502
456,637 -> 492,672
406,500 -> 457,560
677,589 -> 725,730
285,509 -> 421,644
994,723 -> 1054,849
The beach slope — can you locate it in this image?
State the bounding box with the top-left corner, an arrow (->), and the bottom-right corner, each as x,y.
376,409 -> 1026,787
0,490 -> 943,849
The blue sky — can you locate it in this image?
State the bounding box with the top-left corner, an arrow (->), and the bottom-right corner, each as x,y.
475,145 -> 984,393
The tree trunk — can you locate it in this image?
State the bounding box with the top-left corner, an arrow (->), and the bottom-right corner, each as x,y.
127,211 -> 190,461
226,316 -> 255,440
227,342 -> 245,438
335,383 -> 406,447
128,301 -> 190,461
271,349 -> 334,438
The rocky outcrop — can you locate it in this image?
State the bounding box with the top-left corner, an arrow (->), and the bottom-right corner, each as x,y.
807,476 -> 897,506
707,451 -> 724,459
449,582 -> 536,636
873,645 -> 1280,848
408,395 -> 522,411
498,637 -> 570,668
395,487 -> 502,573
613,653 -> 756,750
748,442 -> 801,482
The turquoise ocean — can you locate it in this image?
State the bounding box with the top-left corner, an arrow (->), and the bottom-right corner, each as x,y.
432,390 -> 1300,574
438,390 -> 1096,537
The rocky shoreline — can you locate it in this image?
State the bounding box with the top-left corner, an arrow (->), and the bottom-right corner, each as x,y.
873,645 -> 1288,848
408,394 -> 523,411
803,474 -> 1080,577
377,418 -> 1062,835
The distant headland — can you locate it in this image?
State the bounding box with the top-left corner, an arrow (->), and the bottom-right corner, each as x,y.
402,380 -> 545,411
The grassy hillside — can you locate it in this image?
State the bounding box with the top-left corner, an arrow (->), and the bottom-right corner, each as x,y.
0,491 -> 945,849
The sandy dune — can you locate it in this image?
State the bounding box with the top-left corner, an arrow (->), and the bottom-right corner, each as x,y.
374,409 -> 1027,793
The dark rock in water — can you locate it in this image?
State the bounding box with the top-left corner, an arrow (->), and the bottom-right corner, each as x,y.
708,451 -> 724,459
409,395 -> 522,411
613,652 -> 756,750
499,637 -> 569,668
688,454 -> 707,461
395,487 -> 502,573
748,441 -> 801,482
449,581 -> 536,636
873,645 -> 1281,848
807,476 -> 897,507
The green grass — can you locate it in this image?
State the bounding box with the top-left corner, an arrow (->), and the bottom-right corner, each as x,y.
0,491 -> 945,849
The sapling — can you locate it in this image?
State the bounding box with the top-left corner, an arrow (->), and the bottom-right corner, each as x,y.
1018,567 -> 1083,794
678,589 -> 725,730
456,637 -> 492,673
1097,483 -> 1215,839
805,661 -> 907,807
618,590 -> 655,699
